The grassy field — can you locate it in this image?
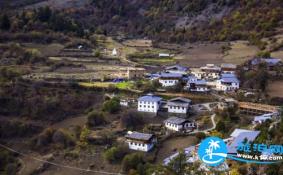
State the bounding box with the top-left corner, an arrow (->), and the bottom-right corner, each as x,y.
79,81 -> 135,90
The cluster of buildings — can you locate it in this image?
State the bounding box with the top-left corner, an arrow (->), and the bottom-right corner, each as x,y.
126,94 -> 197,152
137,93 -> 192,114
149,64 -> 240,92
125,115 -> 196,152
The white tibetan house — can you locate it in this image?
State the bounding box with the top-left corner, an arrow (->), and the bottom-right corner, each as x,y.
125,131 -> 156,152
158,73 -> 183,87
167,97 -> 192,114
137,94 -> 162,113
164,117 -> 196,132
215,73 -> 240,92
185,79 -> 210,92
200,64 -> 221,80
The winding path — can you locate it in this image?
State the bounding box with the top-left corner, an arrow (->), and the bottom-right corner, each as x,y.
190,114 -> 216,134
190,102 -> 218,134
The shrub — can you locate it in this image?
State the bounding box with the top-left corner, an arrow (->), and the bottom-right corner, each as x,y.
52,129 -> 75,148
216,120 -> 226,132
120,111 -> 144,130
122,153 -> 144,172
256,51 -> 271,58
102,97 -> 120,114
0,148 -> 19,175
103,146 -> 128,163
195,132 -> 206,142
32,128 -> 55,148
31,128 -> 77,149
87,111 -> 107,127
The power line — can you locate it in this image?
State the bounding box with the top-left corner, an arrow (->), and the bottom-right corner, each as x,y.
0,143 -> 123,175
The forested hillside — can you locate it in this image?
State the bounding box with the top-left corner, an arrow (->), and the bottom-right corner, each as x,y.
1,0 -> 283,45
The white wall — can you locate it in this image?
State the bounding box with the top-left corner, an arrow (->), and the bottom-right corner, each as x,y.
168,105 -> 188,114
159,79 -> 179,87
128,141 -> 154,152
191,72 -> 203,79
190,86 -> 209,92
138,101 -> 159,113
216,81 -> 239,91
206,72 -> 220,79
165,122 -> 183,131
165,122 -> 195,132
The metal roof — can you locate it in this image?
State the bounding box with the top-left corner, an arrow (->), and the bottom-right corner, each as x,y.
228,130 -> 260,154
251,58 -> 281,66
194,79 -> 207,85
138,94 -> 162,102
125,131 -> 153,141
253,113 -> 273,122
230,129 -> 254,137
220,77 -> 239,83
263,58 -> 281,65
164,117 -> 189,125
221,73 -> 237,78
160,72 -> 183,78
168,97 -> 192,103
167,97 -> 191,107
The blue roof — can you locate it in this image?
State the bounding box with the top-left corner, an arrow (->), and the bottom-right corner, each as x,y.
251,58 -> 281,66
228,130 -> 260,154
188,75 -> 198,79
254,113 -> 273,122
194,79 -> 207,85
183,75 -> 197,82
149,73 -> 161,78
263,58 -> 281,65
221,73 -> 237,78
138,94 -> 162,102
160,72 -> 183,78
220,77 -> 239,83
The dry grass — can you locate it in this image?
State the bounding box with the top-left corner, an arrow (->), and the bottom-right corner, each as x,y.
162,41 -> 259,67
156,136 -> 197,163
267,80 -> 283,98
223,40 -> 259,64
122,39 -> 153,47
23,43 -> 64,57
